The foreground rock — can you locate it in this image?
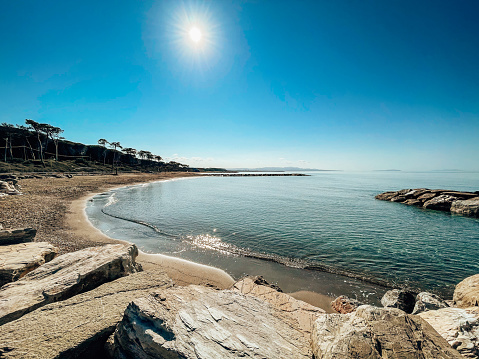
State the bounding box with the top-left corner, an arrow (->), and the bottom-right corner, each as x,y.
0,242 -> 58,287
454,274 -> 479,308
233,276 -> 325,335
0,227 -> 37,245
331,295 -> 363,314
0,180 -> 21,196
413,292 -> 449,314
0,243 -> 140,325
375,188 -> 479,217
419,307 -> 479,358
0,270 -> 172,359
109,285 -> 313,358
312,305 -> 462,358
381,288 -> 416,313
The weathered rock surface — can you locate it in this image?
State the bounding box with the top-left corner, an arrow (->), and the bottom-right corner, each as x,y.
381,288 -> 416,313
0,180 -> 21,196
0,227 -> 37,245
233,276 -> 325,335
0,243 -> 140,325
376,188 -> 479,217
0,242 -> 58,287
454,274 -> 479,308
412,292 -> 449,314
423,194 -> 458,211
109,285 -> 313,359
331,295 -> 363,314
419,307 -> 479,358
451,198 -> 479,218
312,305 -> 463,358
0,270 -> 172,359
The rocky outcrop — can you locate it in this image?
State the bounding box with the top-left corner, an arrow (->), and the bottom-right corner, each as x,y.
381,288 -> 416,313
412,292 -> 449,314
0,181 -> 21,196
0,270 -> 172,359
312,305 -> 463,358
423,194 -> 458,211
331,295 -> 363,314
419,307 -> 479,358
451,198 -> 479,218
0,242 -> 58,287
375,188 -> 479,217
108,285 -> 313,359
0,243 -> 140,325
0,227 -> 36,245
454,274 -> 479,308
233,276 -> 325,335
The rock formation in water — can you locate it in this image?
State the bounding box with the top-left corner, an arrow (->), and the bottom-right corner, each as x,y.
376,188 -> 479,217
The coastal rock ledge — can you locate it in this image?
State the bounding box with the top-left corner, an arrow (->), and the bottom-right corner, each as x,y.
108,285 -> 313,358
0,243 -> 140,325
375,188 -> 479,217
312,305 -> 463,358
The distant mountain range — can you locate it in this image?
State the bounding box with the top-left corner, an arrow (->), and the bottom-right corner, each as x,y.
228,167 -> 337,172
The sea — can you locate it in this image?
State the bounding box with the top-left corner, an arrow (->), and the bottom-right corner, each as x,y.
86,171 -> 479,304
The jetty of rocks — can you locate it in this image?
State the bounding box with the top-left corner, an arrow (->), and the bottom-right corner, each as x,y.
376,188 -> 479,217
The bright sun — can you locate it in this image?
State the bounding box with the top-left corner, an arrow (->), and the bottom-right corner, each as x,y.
189,27 -> 202,43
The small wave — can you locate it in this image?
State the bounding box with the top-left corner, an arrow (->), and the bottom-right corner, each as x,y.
183,233 -> 397,290
100,207 -> 177,239
104,193 -> 118,208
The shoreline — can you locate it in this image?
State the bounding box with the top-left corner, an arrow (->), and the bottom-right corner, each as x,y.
78,176 -> 339,312
67,182 -> 236,289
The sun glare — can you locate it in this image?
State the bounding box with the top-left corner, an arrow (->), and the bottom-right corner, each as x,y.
189,27 -> 202,43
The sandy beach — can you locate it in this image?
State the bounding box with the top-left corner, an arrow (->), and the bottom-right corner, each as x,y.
0,172 -> 337,311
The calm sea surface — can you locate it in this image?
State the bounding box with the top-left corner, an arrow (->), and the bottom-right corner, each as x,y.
86,171 -> 479,301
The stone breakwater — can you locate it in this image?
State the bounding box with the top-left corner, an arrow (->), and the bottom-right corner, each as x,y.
376,188 -> 479,217
203,173 -> 308,176
0,226 -> 478,358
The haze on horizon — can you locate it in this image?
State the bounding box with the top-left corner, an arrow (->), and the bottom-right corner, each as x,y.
1,1 -> 478,171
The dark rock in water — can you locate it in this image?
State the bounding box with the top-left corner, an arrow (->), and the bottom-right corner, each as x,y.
418,192 -> 438,202
331,295 -> 363,314
404,198 -> 422,206
0,270 -> 172,359
375,191 -> 398,201
0,228 -> 36,245
376,188 -> 479,218
423,194 -> 458,211
451,198 -> 479,218
412,292 -> 449,314
0,243 -> 140,325
249,275 -> 283,292
312,305 -> 463,358
108,285 -> 313,358
381,289 -> 416,313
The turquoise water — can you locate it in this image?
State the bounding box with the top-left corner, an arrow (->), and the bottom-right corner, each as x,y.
86,171 -> 479,299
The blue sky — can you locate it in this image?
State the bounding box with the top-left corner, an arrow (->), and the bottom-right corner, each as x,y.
1,0 -> 478,170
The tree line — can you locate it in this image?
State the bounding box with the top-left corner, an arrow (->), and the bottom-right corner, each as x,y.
0,119 -> 189,172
